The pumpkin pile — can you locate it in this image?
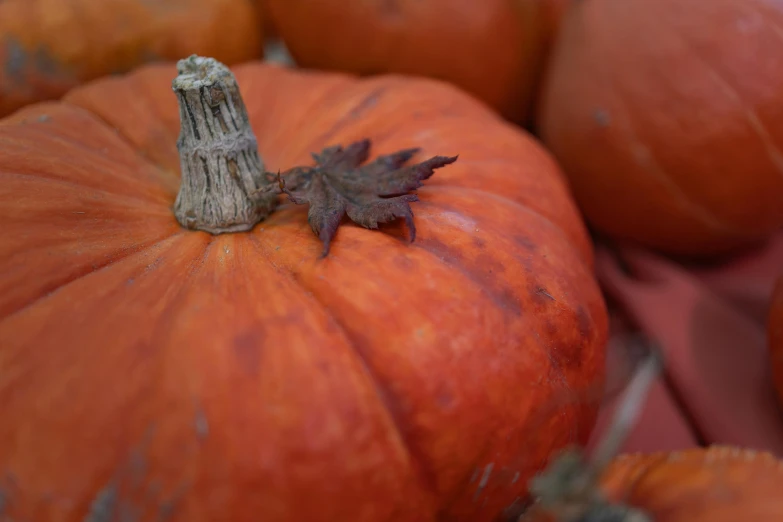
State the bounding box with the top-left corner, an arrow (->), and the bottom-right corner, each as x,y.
1,1 -> 783,521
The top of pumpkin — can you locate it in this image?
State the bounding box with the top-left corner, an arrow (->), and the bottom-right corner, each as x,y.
170,55 -> 457,256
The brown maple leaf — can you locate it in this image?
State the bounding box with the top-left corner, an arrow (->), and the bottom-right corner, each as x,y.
266,139 -> 458,258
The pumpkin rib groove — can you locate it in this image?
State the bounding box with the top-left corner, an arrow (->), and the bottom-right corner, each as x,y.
407,199 -> 605,511
0,110 -> 179,202
56,98 -> 182,187
294,280 -> 441,500
257,78 -> 377,166
0,231 -> 185,321
0,130 -> 169,193
408,237 -> 571,397
245,221 -> 569,508
57,75 -> 185,171
413,196 -> 597,343
282,74 -> 498,169
9,105 -> 147,163
262,254 -> 443,509
301,85 -> 394,155
419,186 -> 593,268
329,229 -> 584,510
239,231 -> 442,515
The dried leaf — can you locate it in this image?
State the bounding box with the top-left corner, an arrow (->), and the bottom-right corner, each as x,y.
265,139 -> 457,257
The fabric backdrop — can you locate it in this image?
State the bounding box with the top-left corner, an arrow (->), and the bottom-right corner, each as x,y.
586,232 -> 783,457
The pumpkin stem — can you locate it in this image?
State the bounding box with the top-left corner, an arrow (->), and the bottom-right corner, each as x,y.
171,55 -> 277,234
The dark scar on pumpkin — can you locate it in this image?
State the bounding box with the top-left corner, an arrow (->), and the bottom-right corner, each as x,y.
256,138 -> 458,258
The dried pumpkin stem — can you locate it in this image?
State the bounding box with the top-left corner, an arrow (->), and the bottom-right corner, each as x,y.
172,55 -> 276,234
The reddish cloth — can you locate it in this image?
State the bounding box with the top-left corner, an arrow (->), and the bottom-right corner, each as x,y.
586,232 -> 783,457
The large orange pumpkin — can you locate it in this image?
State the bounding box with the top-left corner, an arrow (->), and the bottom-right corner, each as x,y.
537,0 -> 783,257
524,446 -> 783,522
770,276 -> 783,407
0,0 -> 264,117
0,56 -> 607,521
265,0 -> 568,123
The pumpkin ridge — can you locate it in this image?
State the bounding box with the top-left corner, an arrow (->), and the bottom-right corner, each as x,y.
0,103 -> 180,201
291,74 -> 498,163
60,66 -> 184,177
261,254 -> 443,509
0,231 -> 185,321
255,74 -> 379,164
267,218 -> 595,515
418,186 -> 594,269
245,222 -> 540,508
131,233 -> 216,351
302,85 -> 392,154
0,170 -> 173,209
57,97 -> 182,188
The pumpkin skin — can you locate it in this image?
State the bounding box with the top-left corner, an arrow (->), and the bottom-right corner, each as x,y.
524,446 -> 783,521
770,277 -> 783,406
251,0 -> 278,40
0,0 -> 264,117
537,0 -> 783,257
0,62 -> 606,522
264,0 -> 567,123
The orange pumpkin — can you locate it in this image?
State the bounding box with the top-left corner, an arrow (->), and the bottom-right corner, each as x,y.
599,447 -> 783,521
537,0 -> 783,257
0,0 -> 264,117
0,56 -> 607,521
265,0 -> 568,123
770,276 -> 783,406
524,446 -> 783,522
251,0 -> 279,40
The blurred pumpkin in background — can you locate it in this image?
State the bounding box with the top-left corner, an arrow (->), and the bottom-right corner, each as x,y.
264,0 -> 568,123
0,0 -> 264,117
770,276 -> 783,407
0,55 -> 606,522
522,446 -> 783,522
538,0 -> 783,257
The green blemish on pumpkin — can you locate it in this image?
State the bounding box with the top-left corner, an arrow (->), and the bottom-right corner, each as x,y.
3,37 -> 77,89
4,37 -> 26,80
83,481 -> 119,522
